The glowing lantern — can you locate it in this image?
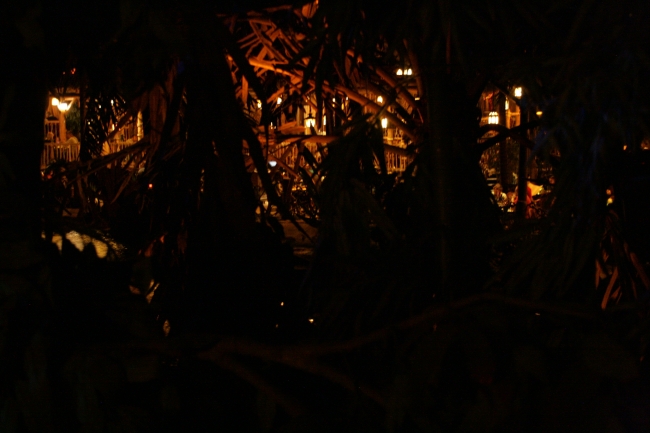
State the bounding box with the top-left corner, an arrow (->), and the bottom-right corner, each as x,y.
396,69 -> 403,75
514,87 -> 523,98
488,111 -> 499,124
381,117 -> 388,129
406,68 -> 413,75
58,101 -> 70,112
51,97 -> 60,107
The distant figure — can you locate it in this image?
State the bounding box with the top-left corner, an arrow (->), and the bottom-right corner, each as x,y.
64,131 -> 79,146
492,183 -> 508,208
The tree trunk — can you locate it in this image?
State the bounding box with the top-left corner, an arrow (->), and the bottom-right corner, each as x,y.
0,16 -> 53,432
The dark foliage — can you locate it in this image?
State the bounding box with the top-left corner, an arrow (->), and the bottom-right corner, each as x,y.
1,0 -> 650,431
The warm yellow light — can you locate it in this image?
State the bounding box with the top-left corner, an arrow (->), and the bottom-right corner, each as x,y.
536,110 -> 543,117
505,100 -> 509,111
51,97 -> 60,107
308,318 -> 314,323
305,117 -> 316,129
376,95 -> 383,104
406,68 -> 413,75
58,101 -> 70,112
381,117 -> 388,129
276,97 -> 283,105
396,69 -> 403,75
514,87 -> 523,98
269,160 -> 277,167
257,100 -> 262,109
488,111 -> 499,124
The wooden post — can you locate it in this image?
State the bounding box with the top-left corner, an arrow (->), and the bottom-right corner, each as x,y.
516,109 -> 529,217
498,95 -> 508,188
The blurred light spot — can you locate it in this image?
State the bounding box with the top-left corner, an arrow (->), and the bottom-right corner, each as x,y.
163,320 -> 171,337
146,281 -> 159,304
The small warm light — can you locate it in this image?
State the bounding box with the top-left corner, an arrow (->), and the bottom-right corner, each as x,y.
276,97 -> 282,105
275,324 -> 279,328
376,95 -> 383,104
606,189 -> 612,195
514,87 -> 523,98
269,160 -> 277,167
257,100 -> 262,109
280,301 -> 284,306
305,117 -> 316,129
536,110 -> 543,117
148,183 -> 153,189
505,100 -> 509,110
396,69 -> 403,75
58,102 -> 70,111
308,318 -> 314,323
51,97 -> 60,107
623,145 -> 628,150
381,117 -> 388,129
415,96 -> 420,101
488,111 -> 499,124
111,99 -> 114,106
406,68 -> 413,75
332,97 -> 336,103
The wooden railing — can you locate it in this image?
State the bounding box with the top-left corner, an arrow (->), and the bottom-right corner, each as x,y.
41,142 -> 80,168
